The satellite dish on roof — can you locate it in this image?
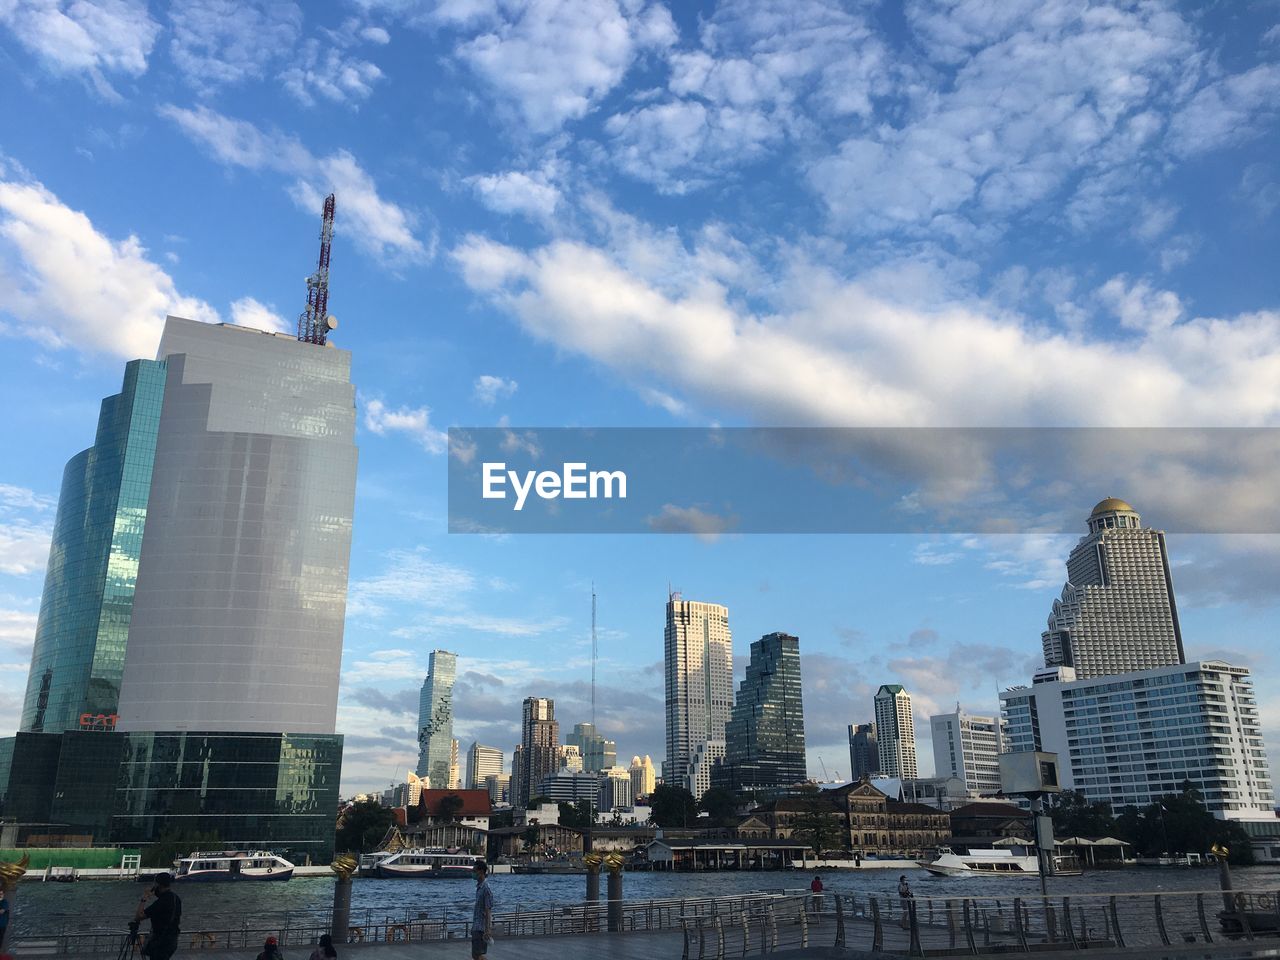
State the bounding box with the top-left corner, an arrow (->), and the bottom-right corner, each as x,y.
325,315 -> 338,331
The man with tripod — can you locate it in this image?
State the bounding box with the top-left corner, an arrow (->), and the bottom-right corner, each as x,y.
134,873 -> 182,960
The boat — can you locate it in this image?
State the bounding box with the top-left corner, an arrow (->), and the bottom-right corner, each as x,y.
175,851 -> 294,881
376,848 -> 477,878
921,845 -> 1081,877
358,850 -> 397,877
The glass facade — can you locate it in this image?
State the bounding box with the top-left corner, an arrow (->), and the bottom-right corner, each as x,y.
417,650 -> 457,785
714,632 -> 806,797
20,360 -> 167,734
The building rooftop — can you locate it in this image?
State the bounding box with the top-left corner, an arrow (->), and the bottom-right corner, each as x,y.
1090,497 -> 1135,516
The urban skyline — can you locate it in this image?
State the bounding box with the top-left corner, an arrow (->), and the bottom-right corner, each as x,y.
2,0 -> 1279,804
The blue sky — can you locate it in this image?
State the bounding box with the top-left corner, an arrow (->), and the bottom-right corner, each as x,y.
1,0 -> 1279,796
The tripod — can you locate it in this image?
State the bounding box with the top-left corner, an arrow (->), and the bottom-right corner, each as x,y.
116,920 -> 142,960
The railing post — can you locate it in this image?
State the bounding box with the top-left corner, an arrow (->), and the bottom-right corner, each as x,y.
1236,893 -> 1255,941
1062,897 -> 1078,950
740,908 -> 749,958
799,901 -> 809,948
698,917 -> 707,960
835,895 -> 846,949
1108,896 -> 1125,949
1013,898 -> 1029,952
870,897 -> 882,953
1154,894 -> 1170,946
908,900 -> 923,957
1197,893 -> 1213,943
962,898 -> 977,956
682,918 -> 691,960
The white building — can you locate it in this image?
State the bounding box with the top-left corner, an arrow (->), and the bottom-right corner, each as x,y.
558,743 -> 584,772
1041,499 -> 1185,679
600,765 -> 634,810
874,684 -> 918,779
467,742 -> 503,790
663,595 -> 733,799
1000,661 -> 1274,820
930,707 -> 1002,795
629,754 -> 657,798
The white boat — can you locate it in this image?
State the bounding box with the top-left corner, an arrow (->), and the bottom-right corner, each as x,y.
358,850 -> 397,876
376,848 -> 477,879
922,845 -> 1050,877
175,850 -> 294,882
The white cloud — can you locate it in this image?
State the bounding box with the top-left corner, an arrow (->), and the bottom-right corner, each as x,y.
169,0 -> 302,89
446,0 -> 677,133
467,170 -> 560,219
1168,64 -> 1280,156
0,484 -> 55,512
0,607 -> 38,654
472,374 -> 517,405
0,176 -> 219,359
363,397 -> 448,453
0,521 -> 51,575
229,296 -> 290,334
360,25 -> 390,44
0,0 -> 160,96
161,105 -> 430,263
279,40 -> 384,106
347,548 -> 475,618
1097,276 -> 1183,333
451,224 -> 1280,429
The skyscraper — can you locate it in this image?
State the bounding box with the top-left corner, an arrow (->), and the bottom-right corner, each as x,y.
930,707 -> 1002,794
416,650 -> 458,785
515,697 -> 559,807
448,737 -> 462,789
874,684 -> 917,779
566,721 -> 616,773
847,722 -> 879,780
467,742 -> 503,790
629,754 -> 656,798
20,359 -> 168,734
663,595 -> 733,799
1041,498 -> 1184,679
714,632 -> 806,796
2,316 -> 357,860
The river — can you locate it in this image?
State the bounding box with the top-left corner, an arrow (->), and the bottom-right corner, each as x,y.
10,864 -> 1280,937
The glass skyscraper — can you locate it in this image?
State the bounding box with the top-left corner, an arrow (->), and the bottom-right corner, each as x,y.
417,650 -> 458,786
713,632 -> 806,797
20,359 -> 168,734
2,317 -> 357,859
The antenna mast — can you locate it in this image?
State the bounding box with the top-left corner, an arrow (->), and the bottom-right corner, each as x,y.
591,584 -> 597,728
298,193 -> 337,345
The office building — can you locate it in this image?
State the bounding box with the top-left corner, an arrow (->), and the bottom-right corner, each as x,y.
629,754 -> 657,798
416,650 -> 458,786
663,595 -> 733,799
515,697 -> 559,808
1041,498 -> 1184,679
1001,662 -> 1274,819
600,766 -> 634,810
566,722 -> 616,773
536,769 -> 599,804
1,317 -> 357,859
484,773 -> 511,806
874,684 -> 918,779
448,738 -> 462,789
713,632 -> 806,796
930,707 -> 1002,795
467,743 -> 503,790
848,723 -> 879,780
558,744 -> 584,772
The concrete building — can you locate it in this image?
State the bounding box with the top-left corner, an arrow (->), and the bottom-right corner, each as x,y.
558,743 -> 584,772
448,737 -> 462,789
416,650 -> 458,786
1041,499 -> 1185,679
467,742 -> 503,790
515,697 -> 559,808
874,684 -> 918,779
483,773 -> 510,806
0,317 -> 357,860
600,765 -> 634,810
1000,661 -> 1274,820
629,754 -> 657,799
536,769 -> 600,804
664,595 -> 733,800
848,723 -> 879,780
930,707 -> 1002,795
566,722 -> 616,773
714,632 -> 806,797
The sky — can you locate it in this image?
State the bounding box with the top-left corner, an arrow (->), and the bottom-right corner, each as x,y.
1,0 -> 1279,797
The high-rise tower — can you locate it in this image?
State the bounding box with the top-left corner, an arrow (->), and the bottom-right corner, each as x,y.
663,595 -> 733,800
515,697 -> 559,807
714,632 -> 806,796
416,650 -> 458,785
873,684 -> 917,779
847,722 -> 879,780
930,707 -> 1001,794
1041,498 -> 1184,679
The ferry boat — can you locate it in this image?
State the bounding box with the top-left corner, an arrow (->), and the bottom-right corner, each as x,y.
175,851 -> 295,882
921,846 -> 1081,877
358,850 -> 397,877
376,848 -> 477,879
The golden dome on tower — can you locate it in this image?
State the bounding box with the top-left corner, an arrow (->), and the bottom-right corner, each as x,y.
1090,497 -> 1136,516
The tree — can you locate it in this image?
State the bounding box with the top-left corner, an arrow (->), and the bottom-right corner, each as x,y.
790,802 -> 845,854
1050,790 -> 1117,837
650,784 -> 699,828
521,824 -> 541,853
700,786 -> 738,827
1114,783 -> 1255,865
439,793 -> 465,821
558,800 -> 592,830
335,799 -> 394,854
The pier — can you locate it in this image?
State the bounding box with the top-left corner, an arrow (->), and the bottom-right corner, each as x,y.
11,887 -> 1280,959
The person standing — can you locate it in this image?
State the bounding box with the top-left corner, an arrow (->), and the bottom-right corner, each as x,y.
135,873 -> 182,960
471,860 -> 494,960
897,875 -> 913,930
809,874 -> 824,919
308,934 -> 336,960
0,884 -> 10,952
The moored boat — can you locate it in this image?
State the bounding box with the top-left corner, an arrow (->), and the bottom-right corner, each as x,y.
921,845 -> 1080,877
376,848 -> 476,878
175,851 -> 294,881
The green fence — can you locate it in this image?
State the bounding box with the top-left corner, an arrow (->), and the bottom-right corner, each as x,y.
0,847 -> 140,870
